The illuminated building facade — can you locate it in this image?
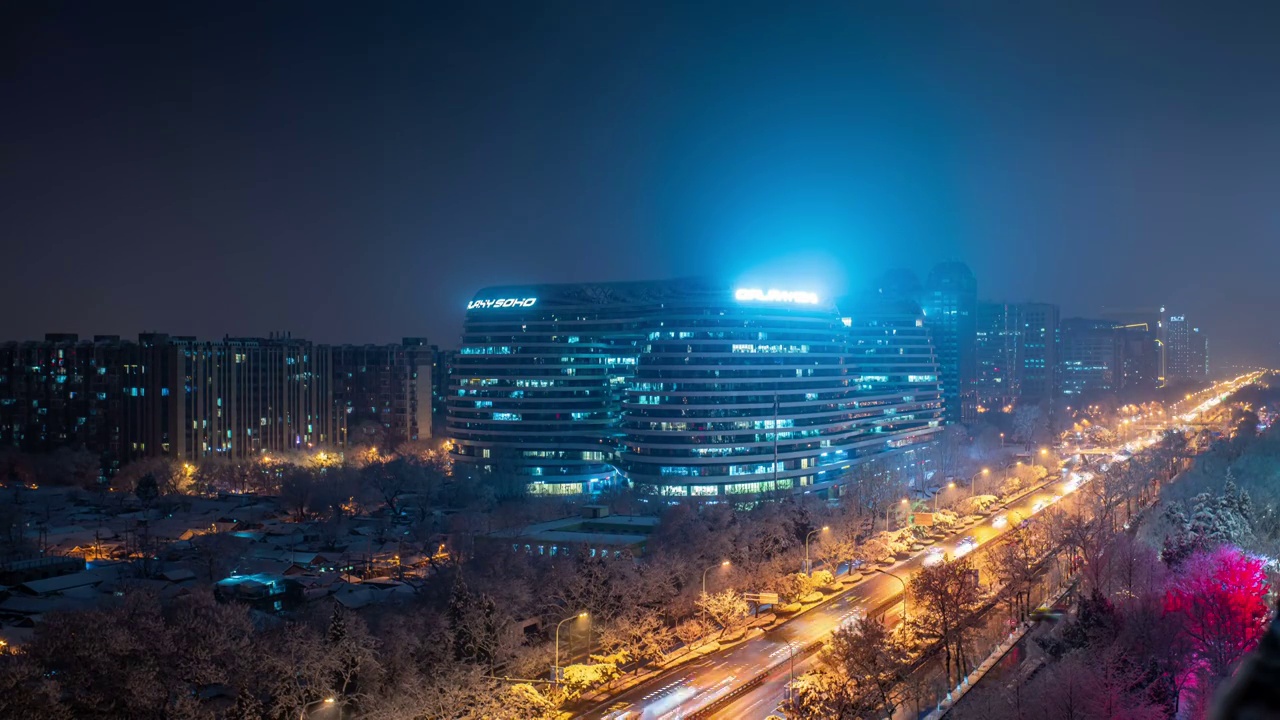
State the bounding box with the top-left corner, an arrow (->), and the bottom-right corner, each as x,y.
172,334 -> 340,461
975,303 -> 1023,411
1164,312 -> 1208,380
0,333 -> 343,466
1059,318 -> 1123,397
1018,303 -> 1060,407
449,279 -> 942,498
449,283 -> 643,495
839,298 -> 946,471
0,334 -> 180,468
922,262 -> 977,424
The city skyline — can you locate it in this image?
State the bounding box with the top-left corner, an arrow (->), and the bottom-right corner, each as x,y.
4,3 -> 1280,366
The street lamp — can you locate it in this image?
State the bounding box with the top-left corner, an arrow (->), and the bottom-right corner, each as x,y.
554,612 -> 588,684
299,697 -> 336,720
876,568 -> 909,624
934,482 -> 955,510
1000,432 -> 1005,448
702,560 -> 730,596
971,467 -> 990,497
1039,447 -> 1048,457
804,527 -> 829,575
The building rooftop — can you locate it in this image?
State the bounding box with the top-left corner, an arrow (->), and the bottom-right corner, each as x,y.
487,515 -> 660,547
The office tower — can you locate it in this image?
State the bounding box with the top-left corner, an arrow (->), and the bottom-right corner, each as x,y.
1165,312 -> 1194,379
1190,328 -> 1209,378
449,279 -> 941,498
922,262 -> 978,424
1059,318 -> 1123,397
1018,303 -> 1060,407
1100,308 -> 1165,389
975,303 -> 1023,411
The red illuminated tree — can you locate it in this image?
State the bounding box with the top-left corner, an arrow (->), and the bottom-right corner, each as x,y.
1163,545 -> 1270,685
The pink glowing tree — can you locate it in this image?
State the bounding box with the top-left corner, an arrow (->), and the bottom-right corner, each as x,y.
1163,545 -> 1270,684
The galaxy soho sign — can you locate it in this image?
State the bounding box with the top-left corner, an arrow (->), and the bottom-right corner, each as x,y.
734,288 -> 819,304
467,297 -> 538,310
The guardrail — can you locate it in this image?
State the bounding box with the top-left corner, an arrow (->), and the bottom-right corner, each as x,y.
684,638 -> 826,719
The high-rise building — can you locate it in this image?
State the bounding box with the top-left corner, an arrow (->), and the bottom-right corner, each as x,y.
922,262 -> 977,424
449,283 -> 641,495
430,348 -> 454,438
1190,328 -> 1209,378
1059,318 -> 1123,398
839,297 -> 946,468
1165,312 -> 1194,379
0,334 -> 179,467
333,339 -> 434,449
975,303 -> 1023,411
1019,303 -> 1060,406
172,334 -> 340,460
0,333 -> 344,464
449,279 -> 942,498
1100,308 -> 1165,389
1164,312 -> 1209,381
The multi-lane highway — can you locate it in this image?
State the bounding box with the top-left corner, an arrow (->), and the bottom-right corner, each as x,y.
583,479 -> 1084,720
582,371 -> 1263,720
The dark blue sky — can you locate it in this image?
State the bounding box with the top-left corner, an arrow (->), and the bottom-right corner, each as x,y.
3,2 -> 1278,365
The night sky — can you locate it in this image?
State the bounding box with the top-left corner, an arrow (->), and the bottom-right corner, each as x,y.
3,2 -> 1278,365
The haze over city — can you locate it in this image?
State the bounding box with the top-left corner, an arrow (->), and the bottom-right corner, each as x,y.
4,2 -> 1280,366
3,4 -> 1280,720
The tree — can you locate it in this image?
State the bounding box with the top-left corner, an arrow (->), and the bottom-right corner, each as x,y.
1164,546 -> 1270,686
773,572 -> 815,604
1013,404 -> 1048,446
821,617 -> 909,718
599,607 -> 675,669
327,606 -> 375,698
278,466 -> 317,522
909,555 -> 984,686
696,590 -> 750,636
933,425 -> 970,481
674,618 -> 712,650
983,524 -> 1043,619
134,472 -> 159,509
362,458 -> 423,516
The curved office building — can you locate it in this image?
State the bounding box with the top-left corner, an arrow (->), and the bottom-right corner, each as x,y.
448,284 -> 642,495
840,298 -> 946,459
617,284 -> 861,496
449,279 -> 943,497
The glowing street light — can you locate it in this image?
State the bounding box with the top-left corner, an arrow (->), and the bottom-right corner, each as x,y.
702,560 -> 731,596
553,612 -> 589,684
934,482 -> 956,510
804,527 -> 829,575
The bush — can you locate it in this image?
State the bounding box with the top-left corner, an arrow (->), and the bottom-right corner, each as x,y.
810,569 -> 835,588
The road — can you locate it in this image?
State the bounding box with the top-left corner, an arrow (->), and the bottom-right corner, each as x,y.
704,370 -> 1264,720
582,479 -> 1082,720
580,371 -> 1262,720
709,483 -> 1083,720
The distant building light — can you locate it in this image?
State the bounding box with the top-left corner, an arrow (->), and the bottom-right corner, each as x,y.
467,297 -> 537,310
734,288 -> 819,304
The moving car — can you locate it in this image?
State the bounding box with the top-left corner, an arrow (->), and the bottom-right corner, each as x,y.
954,536 -> 978,557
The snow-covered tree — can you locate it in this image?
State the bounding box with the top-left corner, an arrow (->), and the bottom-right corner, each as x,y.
696,589 -> 750,636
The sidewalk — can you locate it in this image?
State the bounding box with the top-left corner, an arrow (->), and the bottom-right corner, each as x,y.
921,580 -> 1076,720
